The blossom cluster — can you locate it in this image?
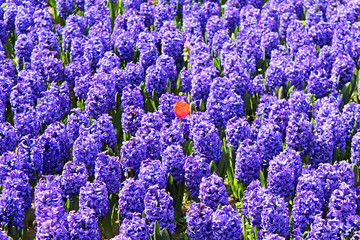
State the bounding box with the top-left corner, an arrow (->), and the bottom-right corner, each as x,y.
1,0 -> 360,239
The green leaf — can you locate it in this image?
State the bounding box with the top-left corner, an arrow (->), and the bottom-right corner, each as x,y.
151,89 -> 159,111
161,229 -> 171,240
142,211 -> 145,218
153,221 -> 161,240
352,161 -> 360,188
189,102 -> 196,114
213,58 -> 221,72
227,166 -> 239,199
209,161 -> 218,174
199,99 -> 206,112
260,170 -> 266,187
182,140 -> 193,156
164,78 -> 171,93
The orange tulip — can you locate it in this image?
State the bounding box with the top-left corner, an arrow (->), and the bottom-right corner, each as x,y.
173,101 -> 189,119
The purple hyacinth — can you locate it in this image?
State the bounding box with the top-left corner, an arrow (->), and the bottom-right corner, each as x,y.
288,90 -> 312,116
138,159 -> 166,190
212,205 -> 242,240
144,184 -> 175,235
0,151 -> 22,182
256,123 -> 283,165
319,45 -> 338,76
206,77 -> 244,128
115,213 -> 149,239
292,190 -> 324,232
39,122 -> 70,172
308,214 -> 340,239
73,133 -> 101,176
125,61 -> 145,86
139,44 -> 158,70
122,106 -> 145,135
160,123 -> 184,153
36,206 -> 69,239
61,18 -> 83,51
109,68 -> 127,98
265,99 -> 290,137
162,145 -> 185,184
118,179 -> 146,221
10,82 -> 35,113
85,81 -> 116,118
0,122 -> 17,155
190,66 -> 218,107
0,228 -> 9,239
286,113 -> 312,155
316,161 -> 354,201
162,30 -> 183,64
90,113 -> 117,147
184,155 -> 211,198
120,137 -> 147,177
342,103 -> 360,142
0,101 -> 4,123
263,234 -> 286,240
180,68 -> 192,94
2,169 -> 31,209
14,34 -> 34,67
222,3 -> 240,33
198,173 -> 228,210
136,125 -> 162,160
352,22 -> 360,59
242,180 -> 268,229
61,161 -> 88,199
17,70 -> 44,99
193,120 -> 221,161
206,16 -> 224,46
79,181 -> 109,217
97,51 -> 120,74
121,84 -> 144,112
17,138 -> 43,180
0,188 -> 26,231
308,21 -> 333,48
74,74 -> 91,100
154,3 -> 175,29
186,202 -> 213,240
36,82 -> 69,125
64,61 -> 89,88
279,13 -> 296,39
234,139 -> 262,185
140,2 -> 155,27
34,175 -> 64,222
327,183 -> 357,222
38,30 -> 60,52
14,105 -> 40,139
67,207 -> 99,240
264,54 -> 289,92
94,152 -> 122,194
145,64 -> 168,97
260,31 -> 280,59
112,29 -> 134,62
84,37 -> 106,68
3,3 -> 17,33
331,53 -> 355,89
260,192 -> 289,237
286,20 -> 310,56
56,0 -> 74,18
66,108 -> 90,145
309,126 -> 336,168
156,55 -> 177,88
267,148 -> 302,200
